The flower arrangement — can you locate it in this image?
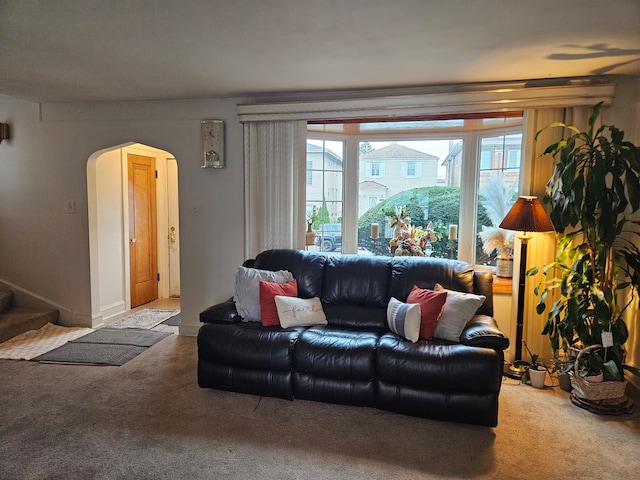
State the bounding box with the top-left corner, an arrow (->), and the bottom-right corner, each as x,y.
385,205 -> 438,256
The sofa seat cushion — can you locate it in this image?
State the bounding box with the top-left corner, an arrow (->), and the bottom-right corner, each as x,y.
293,325 -> 380,406
198,322 -> 304,371
376,332 -> 503,393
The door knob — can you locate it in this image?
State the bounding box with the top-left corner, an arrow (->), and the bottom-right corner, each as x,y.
169,226 -> 177,243
130,238 -> 137,243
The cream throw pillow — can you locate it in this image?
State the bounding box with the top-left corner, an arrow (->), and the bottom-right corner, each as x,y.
433,284 -> 486,342
274,296 -> 327,328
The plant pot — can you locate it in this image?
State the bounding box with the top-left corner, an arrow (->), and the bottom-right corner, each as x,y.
554,359 -> 573,392
582,372 -> 604,383
305,223 -> 317,246
496,253 -> 513,278
528,367 -> 547,389
558,371 -> 572,392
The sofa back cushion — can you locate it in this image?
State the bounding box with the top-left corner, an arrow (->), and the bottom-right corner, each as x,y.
321,255 -> 392,330
387,256 -> 492,315
389,257 -> 475,297
253,249 -> 326,299
388,257 -> 493,316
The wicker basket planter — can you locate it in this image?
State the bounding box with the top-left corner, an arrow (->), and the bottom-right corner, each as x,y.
570,345 -> 627,401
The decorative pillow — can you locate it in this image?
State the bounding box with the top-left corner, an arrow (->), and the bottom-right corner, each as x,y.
234,266 -> 294,322
259,279 -> 298,327
433,284 -> 486,342
274,296 -> 327,328
406,285 -> 448,340
386,297 -> 421,343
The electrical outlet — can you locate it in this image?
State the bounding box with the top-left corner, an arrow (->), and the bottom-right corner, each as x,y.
67,201 -> 76,214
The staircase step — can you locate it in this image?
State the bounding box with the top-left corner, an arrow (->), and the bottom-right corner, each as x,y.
0,307 -> 60,344
0,290 -> 14,313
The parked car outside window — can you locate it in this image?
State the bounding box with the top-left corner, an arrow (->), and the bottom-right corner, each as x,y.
316,223 -> 342,252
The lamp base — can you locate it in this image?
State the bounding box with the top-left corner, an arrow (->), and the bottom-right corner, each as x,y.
503,362 -> 524,380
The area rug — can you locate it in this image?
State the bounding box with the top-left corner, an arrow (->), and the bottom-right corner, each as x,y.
0,323 -> 93,360
32,329 -> 170,366
108,309 -> 178,329
161,313 -> 180,326
71,328 -> 171,347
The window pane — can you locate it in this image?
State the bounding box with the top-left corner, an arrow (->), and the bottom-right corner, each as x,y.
357,140 -> 462,258
306,140 -> 344,254
476,133 -> 521,266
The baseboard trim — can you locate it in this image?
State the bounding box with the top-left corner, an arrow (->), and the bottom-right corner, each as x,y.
179,322 -> 201,337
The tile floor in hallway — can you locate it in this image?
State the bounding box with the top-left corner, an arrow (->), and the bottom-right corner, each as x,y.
102,297 -> 181,335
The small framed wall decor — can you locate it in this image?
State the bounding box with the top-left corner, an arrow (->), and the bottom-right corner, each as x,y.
201,119 -> 225,168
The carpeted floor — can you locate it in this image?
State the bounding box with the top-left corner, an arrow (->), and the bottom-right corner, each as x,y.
1,335 -> 638,480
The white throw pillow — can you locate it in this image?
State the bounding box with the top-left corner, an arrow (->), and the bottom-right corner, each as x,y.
386,297 -> 421,343
274,296 -> 327,328
433,284 -> 486,342
234,266 -> 294,322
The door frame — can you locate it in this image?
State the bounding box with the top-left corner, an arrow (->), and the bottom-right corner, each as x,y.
87,142 -> 180,327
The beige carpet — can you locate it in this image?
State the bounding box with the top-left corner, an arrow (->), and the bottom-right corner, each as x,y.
0,335 -> 638,480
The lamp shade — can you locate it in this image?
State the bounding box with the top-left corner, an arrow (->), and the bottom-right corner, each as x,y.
499,196 -> 554,233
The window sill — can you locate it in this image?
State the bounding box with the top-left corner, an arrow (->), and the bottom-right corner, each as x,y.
492,275 -> 513,295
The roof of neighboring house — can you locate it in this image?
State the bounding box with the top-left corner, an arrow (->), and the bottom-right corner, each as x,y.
361,142 -> 438,161
307,143 -> 343,165
359,180 -> 388,190
441,141 -> 463,166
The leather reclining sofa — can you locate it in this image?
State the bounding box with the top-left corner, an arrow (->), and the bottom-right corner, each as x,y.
198,249 -> 510,426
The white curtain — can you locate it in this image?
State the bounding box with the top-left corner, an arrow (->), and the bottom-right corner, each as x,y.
517,106 -> 592,361
243,121 -> 307,259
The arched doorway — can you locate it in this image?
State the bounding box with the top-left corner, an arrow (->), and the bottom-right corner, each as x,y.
87,142 -> 180,327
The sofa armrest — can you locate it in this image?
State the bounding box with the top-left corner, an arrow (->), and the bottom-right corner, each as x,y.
200,298 -> 242,324
460,315 -> 510,351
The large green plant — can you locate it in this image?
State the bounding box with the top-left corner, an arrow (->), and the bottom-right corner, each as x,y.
530,103 -> 640,380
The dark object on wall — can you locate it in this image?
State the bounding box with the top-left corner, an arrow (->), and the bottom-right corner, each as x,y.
0,123 -> 9,143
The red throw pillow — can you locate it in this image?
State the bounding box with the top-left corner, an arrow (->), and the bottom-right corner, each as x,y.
406,285 -> 447,339
259,279 -> 298,326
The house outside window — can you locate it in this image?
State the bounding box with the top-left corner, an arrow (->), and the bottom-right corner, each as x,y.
306,160 -> 313,184
507,149 -> 521,168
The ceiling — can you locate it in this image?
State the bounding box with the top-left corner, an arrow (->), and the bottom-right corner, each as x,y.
2,1 -> 639,103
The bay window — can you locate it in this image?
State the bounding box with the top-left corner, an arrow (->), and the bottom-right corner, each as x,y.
307,116 -> 523,267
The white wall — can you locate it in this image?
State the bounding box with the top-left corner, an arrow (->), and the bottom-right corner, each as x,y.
0,98 -> 246,335
1,79 -> 639,342
94,148 -> 125,319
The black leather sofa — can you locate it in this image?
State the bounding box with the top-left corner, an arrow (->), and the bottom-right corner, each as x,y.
198,249 -> 510,426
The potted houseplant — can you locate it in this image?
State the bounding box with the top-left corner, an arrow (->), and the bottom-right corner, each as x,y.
553,353 -> 574,392
512,341 -> 547,388
530,102 -> 640,391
